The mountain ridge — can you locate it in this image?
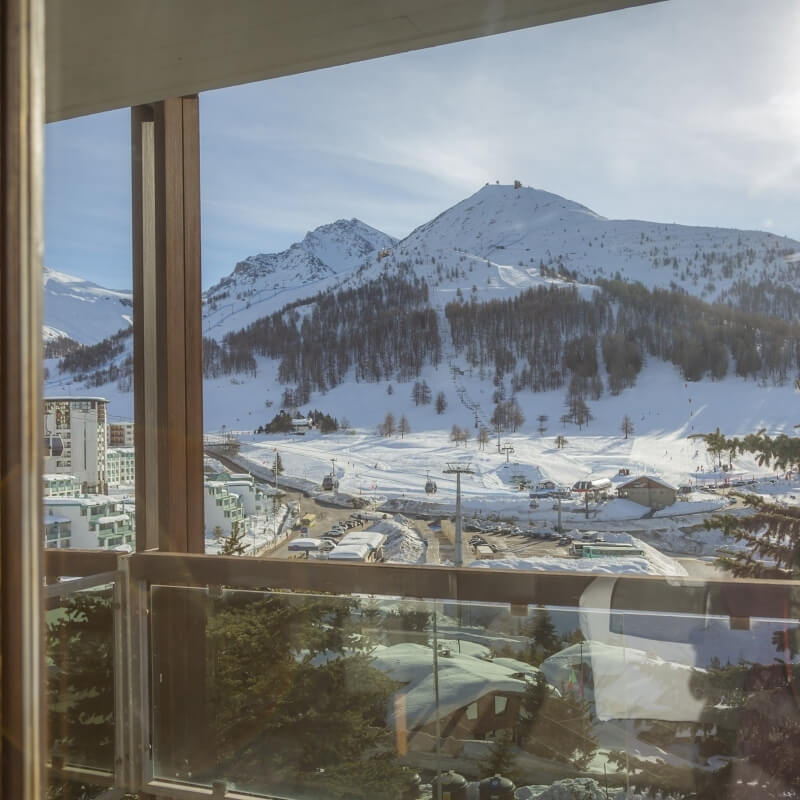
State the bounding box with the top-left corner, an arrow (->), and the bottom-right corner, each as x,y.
43,183 -> 800,434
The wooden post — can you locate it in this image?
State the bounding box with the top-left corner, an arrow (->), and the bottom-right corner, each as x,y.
132,96 -> 209,788
132,96 -> 204,553
0,0 -> 45,796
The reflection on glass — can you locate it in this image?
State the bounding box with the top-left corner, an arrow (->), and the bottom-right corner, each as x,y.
47,586 -> 115,780
149,586 -> 800,799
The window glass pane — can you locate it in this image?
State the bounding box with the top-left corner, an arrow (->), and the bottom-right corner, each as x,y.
43,1 -> 800,798
47,585 -> 116,779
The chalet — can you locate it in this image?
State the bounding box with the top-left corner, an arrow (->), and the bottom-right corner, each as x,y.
373,643 -> 535,742
617,475 -> 677,510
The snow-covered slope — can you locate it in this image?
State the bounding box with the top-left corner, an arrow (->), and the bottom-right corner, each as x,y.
43,267 -> 132,344
45,183 -> 800,441
352,184 -> 800,307
203,218 -> 397,335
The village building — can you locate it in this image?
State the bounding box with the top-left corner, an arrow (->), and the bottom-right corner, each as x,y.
43,396 -> 109,493
617,475 -> 677,509
106,447 -> 136,488
204,480 -> 247,539
206,471 -> 270,517
108,420 -> 135,447
372,643 -> 536,744
43,494 -> 135,550
42,473 -> 80,498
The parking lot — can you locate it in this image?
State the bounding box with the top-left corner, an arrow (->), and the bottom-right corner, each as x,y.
464,521 -> 574,561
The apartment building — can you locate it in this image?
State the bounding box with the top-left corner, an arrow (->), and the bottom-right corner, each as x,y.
107,447 -> 136,488
108,420 -> 135,447
204,480 -> 246,539
43,396 -> 109,493
43,494 -> 135,550
42,473 -> 80,498
206,471 -> 269,516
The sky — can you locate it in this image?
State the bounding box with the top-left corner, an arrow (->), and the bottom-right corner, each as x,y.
44,0 -> 800,290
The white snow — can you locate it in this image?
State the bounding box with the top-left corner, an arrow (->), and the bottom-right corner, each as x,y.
43,266 -> 133,344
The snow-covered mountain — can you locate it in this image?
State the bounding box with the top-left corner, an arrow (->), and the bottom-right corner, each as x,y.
44,185 -> 800,346
44,183 -> 800,434
43,267 -> 133,344
203,218 -> 397,335
349,184 -> 800,307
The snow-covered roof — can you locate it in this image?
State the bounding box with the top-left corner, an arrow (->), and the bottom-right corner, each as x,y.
470,555 -> 654,575
327,543 -> 372,561
339,531 -> 386,550
371,643 -> 534,730
287,538 -> 320,551
618,475 -> 677,491
96,514 -> 129,524
541,640 -> 705,722
44,395 -> 108,403
44,495 -> 117,507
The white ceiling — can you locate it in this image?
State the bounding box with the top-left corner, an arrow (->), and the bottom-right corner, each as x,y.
45,0 -> 663,122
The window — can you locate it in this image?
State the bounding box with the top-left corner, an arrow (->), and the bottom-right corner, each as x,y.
24,3 -> 800,799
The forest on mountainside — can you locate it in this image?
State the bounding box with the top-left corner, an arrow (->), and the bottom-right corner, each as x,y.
205,272 -> 442,394
444,281 -> 800,396
53,270 -> 800,402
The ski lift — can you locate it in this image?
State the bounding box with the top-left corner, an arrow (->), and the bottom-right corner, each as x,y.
44,434 -> 64,457
322,473 -> 339,492
424,472 -> 437,494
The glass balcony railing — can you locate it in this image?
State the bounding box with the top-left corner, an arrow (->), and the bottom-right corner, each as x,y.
44,551 -> 800,800
46,571 -> 119,798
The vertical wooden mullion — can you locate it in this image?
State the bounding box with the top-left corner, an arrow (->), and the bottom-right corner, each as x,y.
132,105 -> 159,552
132,95 -> 206,792
0,0 -> 44,796
133,95 -> 203,554
181,97 -> 205,551
159,97 -> 189,552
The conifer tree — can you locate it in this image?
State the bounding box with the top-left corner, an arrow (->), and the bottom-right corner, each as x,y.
397,414 -> 410,439
517,673 -> 596,770
220,522 -> 248,556
703,429 -> 800,579
379,412 -> 395,437
525,605 -> 560,663
621,414 -> 634,439
481,730 -> 518,781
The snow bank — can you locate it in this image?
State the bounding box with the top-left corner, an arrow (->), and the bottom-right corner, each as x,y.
469,535 -> 686,577
369,516 -> 426,564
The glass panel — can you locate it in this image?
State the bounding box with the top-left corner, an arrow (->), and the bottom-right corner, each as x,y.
47,585 -> 116,776
149,582 -> 800,799
44,109 -> 135,552
151,586 -> 433,798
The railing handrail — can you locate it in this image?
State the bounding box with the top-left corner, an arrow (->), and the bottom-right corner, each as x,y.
126,551 -> 800,618
44,549 -> 800,617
